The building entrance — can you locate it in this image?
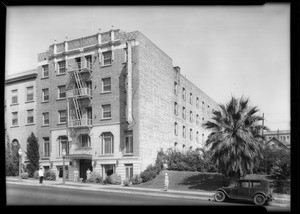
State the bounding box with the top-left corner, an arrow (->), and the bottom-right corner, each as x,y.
79,159 -> 92,181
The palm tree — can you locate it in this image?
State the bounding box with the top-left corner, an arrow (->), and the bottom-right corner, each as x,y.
203,96 -> 269,180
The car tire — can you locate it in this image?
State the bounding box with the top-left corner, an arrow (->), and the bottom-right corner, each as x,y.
253,194 -> 266,206
214,191 -> 226,202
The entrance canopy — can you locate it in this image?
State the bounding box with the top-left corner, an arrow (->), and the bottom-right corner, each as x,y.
65,154 -> 92,160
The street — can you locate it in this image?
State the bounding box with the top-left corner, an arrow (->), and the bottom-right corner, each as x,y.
5,183 -> 289,211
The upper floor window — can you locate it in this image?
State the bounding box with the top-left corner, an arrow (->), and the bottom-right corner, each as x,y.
58,60 -> 66,74
196,114 -> 200,125
101,132 -> 114,154
102,104 -> 111,119
174,102 -> 178,115
42,65 -> 49,78
182,125 -> 186,138
79,134 -> 91,148
190,128 -> 193,140
85,55 -> 92,69
58,85 -> 66,99
190,93 -> 193,105
27,109 -> 34,124
182,87 -> 186,100
43,112 -> 49,125
190,111 -> 193,123
42,88 -> 49,102
124,131 -> 133,154
58,136 -> 69,156
12,112 -> 18,126
102,77 -> 111,93
43,137 -> 50,158
174,82 -> 178,95
58,110 -> 67,123
11,89 -> 18,104
26,86 -> 34,102
196,131 -> 199,142
174,122 -> 178,136
103,51 -> 112,66
196,97 -> 199,108
182,106 -> 186,119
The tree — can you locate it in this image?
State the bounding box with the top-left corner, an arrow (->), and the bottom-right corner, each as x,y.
5,135 -> 13,176
203,96 -> 268,180
26,132 -> 40,177
11,139 -> 20,176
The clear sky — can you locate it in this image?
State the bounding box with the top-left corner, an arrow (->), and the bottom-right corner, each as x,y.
5,4 -> 290,131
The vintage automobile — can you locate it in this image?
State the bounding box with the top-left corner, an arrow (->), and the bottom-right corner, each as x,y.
214,179 -> 274,206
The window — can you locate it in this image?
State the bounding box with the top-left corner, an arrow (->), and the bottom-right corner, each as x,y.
79,134 -> 91,148
27,109 -> 34,124
26,86 -> 34,102
174,102 -> 178,115
190,128 -> 193,140
12,112 -> 18,126
196,131 -> 199,142
42,65 -> 49,78
251,182 -> 262,188
240,181 -> 249,188
125,164 -> 133,179
174,82 -> 178,95
125,131 -> 133,154
58,85 -> 66,99
196,114 -> 200,125
190,93 -> 193,105
190,111 -> 193,123
196,97 -> 199,108
182,126 -> 186,138
102,104 -> 111,119
183,144 -> 185,149
174,122 -> 178,136
58,60 -> 66,74
283,136 -> 286,142
42,88 -> 49,102
58,136 -> 69,156
102,78 -> 111,92
58,110 -> 67,123
43,137 -> 50,158
182,87 -> 186,100
103,51 -> 112,65
182,106 -> 186,119
43,112 -> 49,125
85,55 -> 92,69
11,90 -> 18,104
174,142 -> 178,147
101,132 -> 114,154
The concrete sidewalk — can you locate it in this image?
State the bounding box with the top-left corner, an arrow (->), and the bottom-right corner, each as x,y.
6,177 -> 290,207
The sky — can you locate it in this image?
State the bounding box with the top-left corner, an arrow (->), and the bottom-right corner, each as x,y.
5,4 -> 290,131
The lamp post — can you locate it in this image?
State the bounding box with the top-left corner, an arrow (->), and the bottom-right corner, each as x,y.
18,149 -> 23,181
62,149 -> 66,185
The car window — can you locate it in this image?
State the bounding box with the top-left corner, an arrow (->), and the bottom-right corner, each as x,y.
251,181 -> 262,188
240,181 -> 249,188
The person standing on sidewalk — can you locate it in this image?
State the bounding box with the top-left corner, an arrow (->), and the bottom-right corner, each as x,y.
164,172 -> 169,191
74,167 -> 79,182
38,167 -> 44,184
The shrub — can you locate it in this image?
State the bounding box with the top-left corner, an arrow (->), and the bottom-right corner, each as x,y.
123,178 -> 130,186
87,171 -> 102,183
103,176 -> 111,184
140,164 -> 159,183
110,173 -> 122,185
33,170 -> 39,179
130,174 -> 142,185
44,170 -> 56,181
21,172 -> 28,179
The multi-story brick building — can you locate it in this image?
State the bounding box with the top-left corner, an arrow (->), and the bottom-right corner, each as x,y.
34,29 -> 218,181
5,69 -> 38,163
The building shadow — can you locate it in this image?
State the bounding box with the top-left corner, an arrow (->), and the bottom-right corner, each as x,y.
178,173 -> 224,191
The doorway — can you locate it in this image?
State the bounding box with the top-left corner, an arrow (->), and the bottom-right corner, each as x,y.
102,164 -> 115,179
79,159 -> 92,181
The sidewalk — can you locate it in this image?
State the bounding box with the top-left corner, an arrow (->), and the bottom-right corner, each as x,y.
6,177 -> 290,207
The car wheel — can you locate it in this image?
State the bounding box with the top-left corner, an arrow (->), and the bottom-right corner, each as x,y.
214,191 -> 226,202
253,194 -> 266,206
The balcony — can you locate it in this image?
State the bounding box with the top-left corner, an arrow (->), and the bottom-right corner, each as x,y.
67,88 -> 92,99
68,117 -> 92,128
67,61 -> 93,73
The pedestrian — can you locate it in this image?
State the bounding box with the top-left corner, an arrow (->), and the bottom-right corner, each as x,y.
74,167 -> 79,182
164,172 -> 169,191
39,167 -> 44,184
86,168 -> 91,181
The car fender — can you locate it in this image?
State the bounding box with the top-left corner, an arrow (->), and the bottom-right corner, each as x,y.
215,188 -> 231,199
252,191 -> 267,199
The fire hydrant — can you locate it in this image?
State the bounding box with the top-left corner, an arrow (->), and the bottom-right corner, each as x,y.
164,172 -> 169,191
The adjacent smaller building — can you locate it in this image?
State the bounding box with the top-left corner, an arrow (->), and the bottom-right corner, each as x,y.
5,69 -> 38,163
264,130 -> 290,150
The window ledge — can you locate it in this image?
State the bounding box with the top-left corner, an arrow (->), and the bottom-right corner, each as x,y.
10,125 -> 19,128
10,103 -> 19,106
56,73 -> 66,76
25,123 -> 35,126
41,124 -> 49,127
57,122 -> 67,125
123,153 -> 133,156
42,101 -> 49,103
41,76 -> 49,80
100,64 -> 112,68
100,118 -> 112,121
25,100 -> 35,104
99,154 -> 114,157
56,98 -> 66,101
100,91 -> 112,95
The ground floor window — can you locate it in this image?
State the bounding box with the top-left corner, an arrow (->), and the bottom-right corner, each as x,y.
125,164 -> 133,179
102,164 -> 115,180
57,165 -> 68,179
124,131 -> 133,154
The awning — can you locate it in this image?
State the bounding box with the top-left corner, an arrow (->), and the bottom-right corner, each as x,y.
65,154 -> 92,160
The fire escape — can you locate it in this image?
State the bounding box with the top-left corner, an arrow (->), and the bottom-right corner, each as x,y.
67,51 -> 93,136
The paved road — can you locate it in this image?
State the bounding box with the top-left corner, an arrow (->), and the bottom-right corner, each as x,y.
5,183 -> 290,211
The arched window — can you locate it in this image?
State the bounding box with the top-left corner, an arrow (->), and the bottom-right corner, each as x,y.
101,132 -> 114,154
58,136 -> 69,157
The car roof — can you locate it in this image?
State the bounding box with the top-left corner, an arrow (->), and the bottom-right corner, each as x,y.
237,179 -> 268,182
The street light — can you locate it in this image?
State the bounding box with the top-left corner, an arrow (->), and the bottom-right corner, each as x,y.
18,149 -> 23,181
62,149 -> 66,185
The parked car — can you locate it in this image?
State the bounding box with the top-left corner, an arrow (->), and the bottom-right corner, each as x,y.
214,179 -> 274,206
